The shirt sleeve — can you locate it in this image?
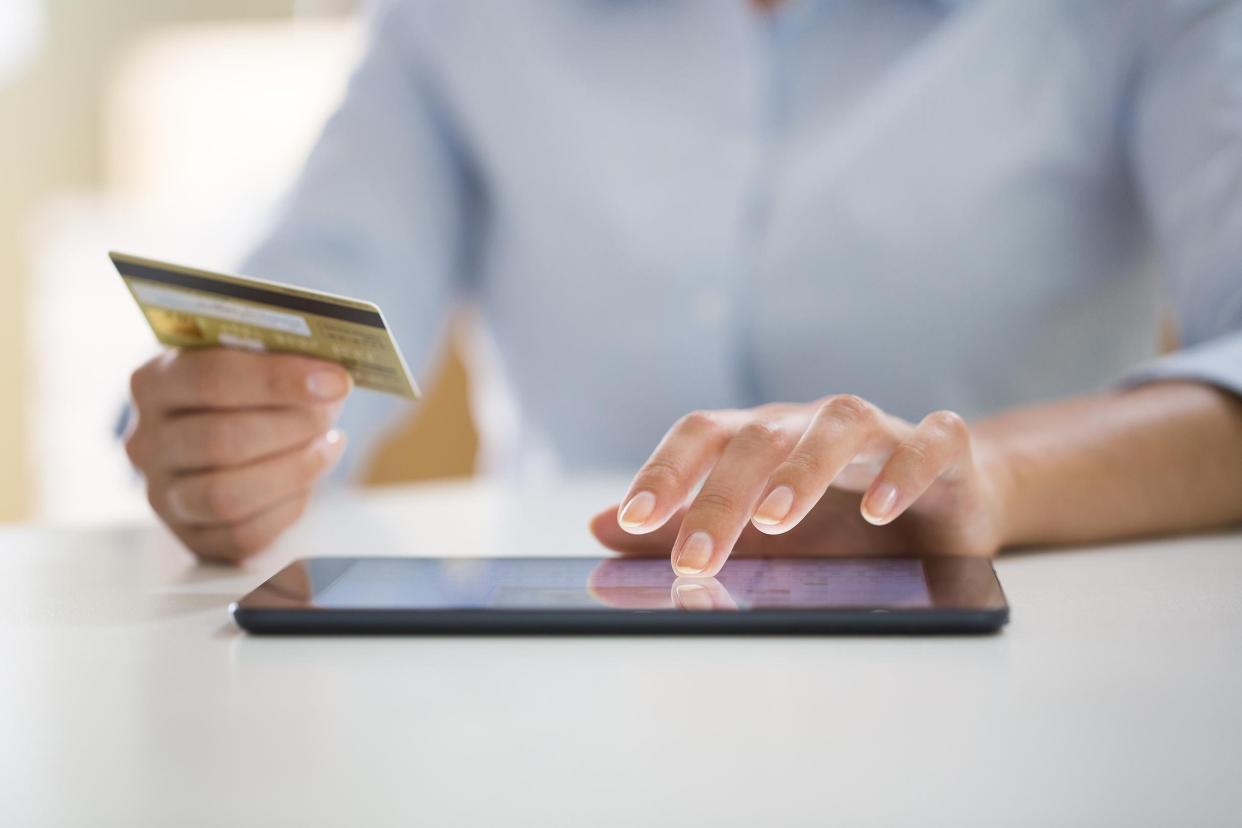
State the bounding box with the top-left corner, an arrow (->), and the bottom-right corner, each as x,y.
240,0 -> 478,480
1123,1 -> 1242,396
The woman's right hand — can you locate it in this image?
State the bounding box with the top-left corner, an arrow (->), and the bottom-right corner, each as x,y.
124,348 -> 352,563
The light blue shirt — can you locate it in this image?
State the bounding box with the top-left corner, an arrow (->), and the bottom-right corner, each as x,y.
242,0 -> 1242,480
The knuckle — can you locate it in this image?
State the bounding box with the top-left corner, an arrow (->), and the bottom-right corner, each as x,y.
636,457 -> 683,491
123,429 -> 151,468
780,448 -> 823,479
899,440 -> 933,470
824,394 -> 875,426
925,409 -> 969,442
692,488 -> 739,519
735,419 -> 788,450
128,369 -> 149,405
129,356 -> 164,405
675,410 -> 722,438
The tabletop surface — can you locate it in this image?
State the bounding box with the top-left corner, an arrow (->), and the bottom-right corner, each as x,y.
2,477 -> 1239,827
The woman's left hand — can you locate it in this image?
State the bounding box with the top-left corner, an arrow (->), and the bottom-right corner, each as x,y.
590,395 -> 1010,576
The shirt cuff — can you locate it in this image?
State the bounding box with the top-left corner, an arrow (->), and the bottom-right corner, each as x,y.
1120,330 -> 1242,399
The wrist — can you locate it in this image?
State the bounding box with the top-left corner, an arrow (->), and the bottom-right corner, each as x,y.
972,428 -> 1024,551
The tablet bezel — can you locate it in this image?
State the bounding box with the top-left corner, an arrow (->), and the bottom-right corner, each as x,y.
230,556 -> 1009,635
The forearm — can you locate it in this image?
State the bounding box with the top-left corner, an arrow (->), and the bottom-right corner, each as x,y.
975,381 -> 1242,549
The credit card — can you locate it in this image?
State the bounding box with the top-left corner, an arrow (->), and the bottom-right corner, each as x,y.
109,251 -> 420,399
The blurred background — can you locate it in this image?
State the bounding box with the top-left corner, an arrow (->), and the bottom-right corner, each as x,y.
0,0 -> 477,525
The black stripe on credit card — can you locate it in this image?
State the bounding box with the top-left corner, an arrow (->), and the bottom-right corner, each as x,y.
112,258 -> 386,329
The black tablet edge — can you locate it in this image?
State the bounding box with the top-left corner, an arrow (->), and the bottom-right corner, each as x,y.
230,603 -> 1009,636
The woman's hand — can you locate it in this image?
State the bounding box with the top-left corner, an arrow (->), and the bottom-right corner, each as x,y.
590,395 -> 1009,576
125,348 -> 351,563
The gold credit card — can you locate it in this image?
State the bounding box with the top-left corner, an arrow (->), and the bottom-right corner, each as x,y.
109,251 -> 420,400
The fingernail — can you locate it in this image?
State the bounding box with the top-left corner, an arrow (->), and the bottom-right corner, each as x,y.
314,429 -> 345,465
863,482 -> 899,524
675,582 -> 713,611
753,485 -> 794,526
673,531 -> 713,575
307,370 -> 349,400
618,490 -> 656,530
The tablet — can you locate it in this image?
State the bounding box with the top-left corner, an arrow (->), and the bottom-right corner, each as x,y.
231,556 -> 1009,634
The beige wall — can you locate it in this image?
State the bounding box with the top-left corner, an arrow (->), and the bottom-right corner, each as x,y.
1,0 -> 477,521
0,0 -> 301,520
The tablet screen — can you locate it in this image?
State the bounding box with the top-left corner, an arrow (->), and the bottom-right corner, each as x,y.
251,557 -> 973,612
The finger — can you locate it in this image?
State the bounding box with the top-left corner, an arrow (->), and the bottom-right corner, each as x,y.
670,419 -> 798,576
130,349 -> 351,413
162,430 -> 345,524
616,410 -> 747,534
861,410 -> 971,526
157,403 -> 343,472
750,395 -> 895,534
176,492 -> 312,563
591,504 -> 684,555
672,577 -> 738,611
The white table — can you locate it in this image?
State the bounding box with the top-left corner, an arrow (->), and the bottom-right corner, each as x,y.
2,478 -> 1239,827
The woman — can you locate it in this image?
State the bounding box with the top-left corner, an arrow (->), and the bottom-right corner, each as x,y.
123,0 -> 1242,573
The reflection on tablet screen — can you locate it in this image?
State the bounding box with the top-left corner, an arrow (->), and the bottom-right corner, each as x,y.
305,558 -> 932,611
